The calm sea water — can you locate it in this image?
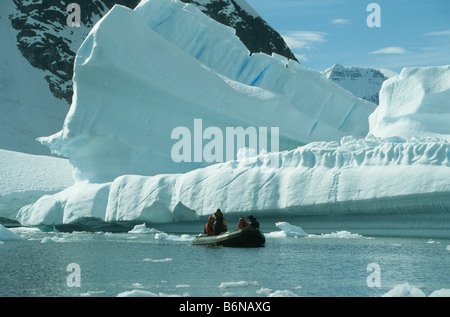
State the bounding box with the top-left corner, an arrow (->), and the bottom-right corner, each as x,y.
1,221 -> 449,297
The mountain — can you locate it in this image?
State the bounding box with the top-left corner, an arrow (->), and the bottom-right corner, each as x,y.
323,64 -> 388,105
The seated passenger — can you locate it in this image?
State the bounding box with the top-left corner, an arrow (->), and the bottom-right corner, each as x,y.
237,216 -> 249,229
204,216 -> 214,236
213,209 -> 227,235
248,215 -> 260,229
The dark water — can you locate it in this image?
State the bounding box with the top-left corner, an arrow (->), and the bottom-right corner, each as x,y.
1,224 -> 449,297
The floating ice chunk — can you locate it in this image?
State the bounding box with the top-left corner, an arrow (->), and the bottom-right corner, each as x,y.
275,222 -> 308,237
154,232 -> 194,242
40,236 -> 70,243
429,288 -> 450,297
309,231 -> 364,239
219,281 -> 259,289
268,290 -> 298,297
256,287 -> 273,295
143,258 -> 173,263
117,290 -> 158,297
128,224 -> 159,234
382,283 -> 426,297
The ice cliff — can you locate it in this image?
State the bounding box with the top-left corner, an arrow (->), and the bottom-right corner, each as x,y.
39,0 -> 375,182
17,135 -> 450,228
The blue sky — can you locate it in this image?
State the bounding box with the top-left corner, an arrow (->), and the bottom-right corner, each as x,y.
246,0 -> 450,74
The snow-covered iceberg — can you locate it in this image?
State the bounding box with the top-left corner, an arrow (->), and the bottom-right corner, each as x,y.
369,65 -> 450,141
39,0 -> 374,182
18,135 -> 450,229
15,0 -> 450,234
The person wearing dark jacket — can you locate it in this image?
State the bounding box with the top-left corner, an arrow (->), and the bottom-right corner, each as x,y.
213,209 -> 227,235
248,215 -> 259,229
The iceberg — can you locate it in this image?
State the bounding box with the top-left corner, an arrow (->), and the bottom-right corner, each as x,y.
17,135 -> 450,231
39,0 -> 374,183
369,65 -> 450,141
14,1 -> 450,236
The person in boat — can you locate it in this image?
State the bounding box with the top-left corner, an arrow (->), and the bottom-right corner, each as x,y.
204,216 -> 214,236
213,209 -> 227,235
247,215 -> 260,229
237,216 -> 249,229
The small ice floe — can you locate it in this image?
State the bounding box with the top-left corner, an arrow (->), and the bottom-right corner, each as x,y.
40,236 -> 70,243
265,222 -> 308,238
308,230 -> 364,239
117,290 -> 158,297
382,283 -> 450,297
117,290 -> 183,297
382,283 -> 426,297
268,289 -> 298,297
219,281 -> 259,289
429,288 -> 450,297
143,257 -> 173,263
154,232 -> 194,242
128,223 -> 159,234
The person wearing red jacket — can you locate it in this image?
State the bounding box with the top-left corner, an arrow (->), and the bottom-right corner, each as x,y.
204,216 -> 214,236
237,216 -> 249,229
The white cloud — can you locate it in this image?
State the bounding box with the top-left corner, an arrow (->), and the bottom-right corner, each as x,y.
370,46 -> 408,55
424,30 -> 450,36
332,18 -> 349,25
282,31 -> 326,50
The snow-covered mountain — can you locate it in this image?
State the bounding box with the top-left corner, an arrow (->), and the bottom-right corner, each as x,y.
323,64 -> 388,105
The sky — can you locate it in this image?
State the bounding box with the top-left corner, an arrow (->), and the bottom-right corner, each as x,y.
246,0 -> 450,74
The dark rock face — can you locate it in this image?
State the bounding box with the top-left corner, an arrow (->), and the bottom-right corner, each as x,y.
323,64 -> 388,105
180,0 -> 298,62
9,0 -> 141,104
9,0 -> 297,104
